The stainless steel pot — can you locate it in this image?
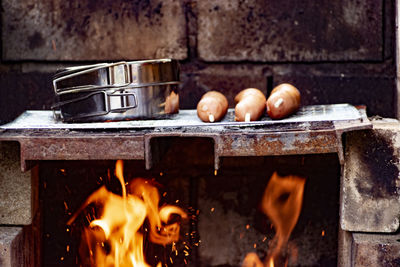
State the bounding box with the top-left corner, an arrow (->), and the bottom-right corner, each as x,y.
52,59 -> 180,122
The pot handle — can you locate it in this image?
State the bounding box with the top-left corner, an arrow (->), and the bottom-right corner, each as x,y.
53,61 -> 130,94
52,90 -> 138,121
106,92 -> 138,113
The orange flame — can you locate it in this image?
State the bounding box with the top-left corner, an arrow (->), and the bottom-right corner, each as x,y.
68,160 -> 187,267
242,172 -> 306,267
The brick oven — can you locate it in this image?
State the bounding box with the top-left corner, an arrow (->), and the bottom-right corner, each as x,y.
0,1 -> 400,267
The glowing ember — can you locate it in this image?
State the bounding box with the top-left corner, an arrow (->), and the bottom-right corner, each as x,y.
67,160 -> 187,267
243,172 -> 306,267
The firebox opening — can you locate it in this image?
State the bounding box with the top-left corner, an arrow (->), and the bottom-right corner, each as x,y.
198,154 -> 340,267
39,151 -> 340,266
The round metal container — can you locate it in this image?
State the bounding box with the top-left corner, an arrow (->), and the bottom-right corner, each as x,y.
52,59 -> 180,122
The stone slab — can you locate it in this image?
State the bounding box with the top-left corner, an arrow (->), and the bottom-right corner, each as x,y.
2,0 -> 187,60
0,142 -> 32,225
352,232 -> 400,267
341,119 -> 400,232
197,0 -> 382,62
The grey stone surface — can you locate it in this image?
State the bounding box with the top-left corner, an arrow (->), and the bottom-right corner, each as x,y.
341,119 -> 400,232
352,232 -> 400,267
2,0 -> 187,60
0,226 -> 35,267
197,0 -> 382,62
0,142 -> 32,225
0,227 -> 21,267
337,229 -> 352,267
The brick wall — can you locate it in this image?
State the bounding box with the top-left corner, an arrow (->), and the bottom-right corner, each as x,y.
0,0 -> 396,124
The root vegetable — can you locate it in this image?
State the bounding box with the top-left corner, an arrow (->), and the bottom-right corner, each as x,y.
266,83 -> 300,119
197,91 -> 228,122
234,88 -> 266,122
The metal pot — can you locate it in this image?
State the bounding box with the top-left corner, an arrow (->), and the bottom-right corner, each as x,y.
52,59 -> 180,122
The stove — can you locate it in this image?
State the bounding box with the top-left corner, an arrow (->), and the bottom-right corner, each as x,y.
1,104 -> 399,266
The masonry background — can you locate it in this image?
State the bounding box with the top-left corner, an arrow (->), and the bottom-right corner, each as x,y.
0,0 -> 396,124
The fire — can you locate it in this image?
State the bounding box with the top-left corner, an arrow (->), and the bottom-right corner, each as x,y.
67,160 -> 187,267
242,172 -> 306,267
268,258 -> 274,267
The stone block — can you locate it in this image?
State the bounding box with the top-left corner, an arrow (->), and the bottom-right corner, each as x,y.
197,0 -> 382,62
0,226 -> 33,267
341,119 -> 400,232
0,72 -> 54,125
179,64 -> 266,109
2,0 -> 187,61
273,73 -> 395,118
0,227 -> 21,267
352,232 -> 400,267
338,229 -> 352,267
0,142 -> 32,225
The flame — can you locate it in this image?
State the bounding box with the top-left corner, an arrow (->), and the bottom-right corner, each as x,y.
68,160 -> 187,267
268,258 -> 274,267
242,172 -> 306,267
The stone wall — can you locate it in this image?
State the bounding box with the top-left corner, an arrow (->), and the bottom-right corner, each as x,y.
0,0 -> 396,124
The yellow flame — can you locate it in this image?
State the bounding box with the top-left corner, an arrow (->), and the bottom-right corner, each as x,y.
68,160 -> 187,266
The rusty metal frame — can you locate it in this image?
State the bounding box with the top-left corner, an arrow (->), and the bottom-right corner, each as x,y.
0,109 -> 371,171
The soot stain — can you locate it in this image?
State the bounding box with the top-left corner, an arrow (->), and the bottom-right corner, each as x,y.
60,0 -> 163,38
354,130 -> 399,198
28,31 -> 45,50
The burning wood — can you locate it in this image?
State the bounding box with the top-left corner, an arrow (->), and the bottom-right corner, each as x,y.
243,172 -> 306,267
67,160 -> 187,267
